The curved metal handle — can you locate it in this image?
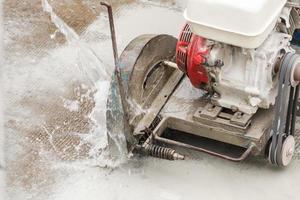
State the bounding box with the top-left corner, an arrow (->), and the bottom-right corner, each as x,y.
154,135 -> 254,162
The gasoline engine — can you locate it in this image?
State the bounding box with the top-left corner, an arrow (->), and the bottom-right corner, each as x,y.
176,24 -> 292,114
103,0 -> 300,167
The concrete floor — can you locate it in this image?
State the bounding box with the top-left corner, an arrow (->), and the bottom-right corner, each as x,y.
3,0 -> 300,200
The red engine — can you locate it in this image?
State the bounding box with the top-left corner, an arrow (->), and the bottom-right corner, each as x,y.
176,24 -> 210,90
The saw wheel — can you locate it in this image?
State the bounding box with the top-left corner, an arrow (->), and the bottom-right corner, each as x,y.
125,35 -> 178,127
106,34 -> 178,157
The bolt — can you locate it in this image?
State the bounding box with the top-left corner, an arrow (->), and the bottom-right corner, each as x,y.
215,59 -> 224,67
173,153 -> 185,160
231,106 -> 238,112
286,148 -> 294,157
236,112 -> 243,119
213,93 -> 219,98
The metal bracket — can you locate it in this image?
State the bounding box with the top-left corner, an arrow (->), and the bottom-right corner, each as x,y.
199,103 -> 222,120
230,112 -> 253,127
194,103 -> 252,133
133,70 -> 184,136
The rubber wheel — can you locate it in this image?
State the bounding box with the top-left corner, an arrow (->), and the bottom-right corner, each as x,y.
268,135 -> 295,167
277,135 -> 295,167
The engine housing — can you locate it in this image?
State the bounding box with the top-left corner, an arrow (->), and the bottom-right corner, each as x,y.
176,24 -> 210,91
176,24 -> 293,114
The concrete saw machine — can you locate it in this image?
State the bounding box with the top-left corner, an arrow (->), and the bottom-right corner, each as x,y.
102,0 -> 300,167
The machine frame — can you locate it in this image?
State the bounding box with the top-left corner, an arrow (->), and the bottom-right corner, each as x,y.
101,2 -> 300,167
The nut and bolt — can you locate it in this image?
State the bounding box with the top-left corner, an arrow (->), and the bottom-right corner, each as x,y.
236,112 -> 243,119
215,59 -> 224,67
231,106 -> 238,112
213,93 -> 219,98
286,148 -> 294,157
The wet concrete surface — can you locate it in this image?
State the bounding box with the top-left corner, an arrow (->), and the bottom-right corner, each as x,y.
3,0 -> 300,200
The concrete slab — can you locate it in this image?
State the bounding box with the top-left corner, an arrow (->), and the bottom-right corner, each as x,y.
4,1 -> 300,200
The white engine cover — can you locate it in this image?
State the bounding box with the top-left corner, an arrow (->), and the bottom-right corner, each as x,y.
184,0 -> 287,48
209,32 -> 293,114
